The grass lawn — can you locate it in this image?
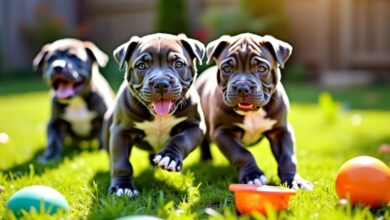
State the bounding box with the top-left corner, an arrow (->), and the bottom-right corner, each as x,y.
0,78 -> 389,219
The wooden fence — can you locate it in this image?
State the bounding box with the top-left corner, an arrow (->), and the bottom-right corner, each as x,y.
1,0 -> 389,77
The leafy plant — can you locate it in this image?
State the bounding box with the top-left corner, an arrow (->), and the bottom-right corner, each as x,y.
156,0 -> 189,34
201,0 -> 289,41
318,91 -> 341,123
21,5 -> 70,51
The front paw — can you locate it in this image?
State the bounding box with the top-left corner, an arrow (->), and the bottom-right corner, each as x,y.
283,175 -> 313,190
37,151 -> 61,164
153,151 -> 183,172
109,182 -> 139,197
240,172 -> 268,186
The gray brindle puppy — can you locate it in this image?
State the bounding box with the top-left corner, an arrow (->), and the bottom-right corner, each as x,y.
196,33 -> 313,190
105,33 -> 206,196
33,38 -> 115,163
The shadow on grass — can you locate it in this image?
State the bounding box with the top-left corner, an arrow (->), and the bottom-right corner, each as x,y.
87,160 -> 245,219
0,77 -> 47,96
1,145 -> 90,179
87,168 -> 188,220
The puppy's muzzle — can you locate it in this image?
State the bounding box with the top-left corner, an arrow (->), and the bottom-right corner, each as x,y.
233,83 -> 252,98
227,81 -> 263,112
141,76 -> 181,116
49,60 -> 85,101
152,77 -> 171,96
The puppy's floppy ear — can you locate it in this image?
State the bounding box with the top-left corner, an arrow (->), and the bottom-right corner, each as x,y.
113,36 -> 141,71
206,35 -> 231,64
84,41 -> 109,67
262,35 -> 292,69
178,34 -> 205,65
32,44 -> 50,74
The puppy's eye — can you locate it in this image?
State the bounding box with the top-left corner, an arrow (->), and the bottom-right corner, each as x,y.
175,60 -> 185,69
222,65 -> 232,73
136,62 -> 146,70
257,65 -> 268,73
47,55 -> 58,62
68,54 -> 78,59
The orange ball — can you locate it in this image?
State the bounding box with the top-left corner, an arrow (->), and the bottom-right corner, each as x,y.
335,156 -> 390,208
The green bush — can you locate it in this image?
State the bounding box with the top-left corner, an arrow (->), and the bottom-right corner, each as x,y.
202,0 -> 289,41
241,0 -> 289,39
156,0 -> 189,34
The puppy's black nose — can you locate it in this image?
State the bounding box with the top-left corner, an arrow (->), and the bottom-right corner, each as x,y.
53,66 -> 63,73
153,79 -> 169,94
236,84 -> 251,97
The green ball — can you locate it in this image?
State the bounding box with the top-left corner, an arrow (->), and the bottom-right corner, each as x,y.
6,185 -> 69,216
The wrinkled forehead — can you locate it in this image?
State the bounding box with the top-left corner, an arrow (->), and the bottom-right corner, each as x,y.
132,36 -> 186,61
221,36 -> 274,65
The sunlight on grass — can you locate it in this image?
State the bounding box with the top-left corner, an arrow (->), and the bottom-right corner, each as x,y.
0,90 -> 389,219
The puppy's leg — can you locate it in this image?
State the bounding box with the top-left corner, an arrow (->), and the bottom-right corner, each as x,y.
148,153 -> 156,166
102,113 -> 113,152
108,125 -> 138,197
153,125 -> 204,172
200,137 -> 212,161
95,117 -> 104,150
38,120 -> 66,163
266,124 -> 313,190
214,127 -> 267,185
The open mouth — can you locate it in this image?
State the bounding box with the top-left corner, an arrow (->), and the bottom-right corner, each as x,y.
151,99 -> 175,116
236,102 -> 258,112
52,77 -> 84,100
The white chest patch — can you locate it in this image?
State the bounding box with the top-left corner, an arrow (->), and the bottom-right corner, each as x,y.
235,109 -> 277,146
133,115 -> 187,152
62,97 -> 97,137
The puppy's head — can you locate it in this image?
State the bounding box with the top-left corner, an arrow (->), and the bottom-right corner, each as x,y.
114,33 -> 205,116
33,38 -> 108,102
206,33 -> 292,114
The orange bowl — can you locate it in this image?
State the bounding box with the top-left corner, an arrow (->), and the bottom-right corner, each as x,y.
335,156 -> 390,208
229,184 -> 296,215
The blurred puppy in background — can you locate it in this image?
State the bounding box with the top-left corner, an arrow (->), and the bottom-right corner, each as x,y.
33,38 -> 115,163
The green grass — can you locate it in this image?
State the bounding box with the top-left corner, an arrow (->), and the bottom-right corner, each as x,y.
0,78 -> 389,219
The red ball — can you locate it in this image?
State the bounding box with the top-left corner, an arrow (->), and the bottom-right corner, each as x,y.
335,156 -> 390,208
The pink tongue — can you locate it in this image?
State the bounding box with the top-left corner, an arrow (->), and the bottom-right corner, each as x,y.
56,82 -> 75,99
153,99 -> 173,116
238,103 -> 254,110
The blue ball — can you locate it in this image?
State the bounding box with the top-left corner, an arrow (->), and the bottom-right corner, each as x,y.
6,185 -> 69,216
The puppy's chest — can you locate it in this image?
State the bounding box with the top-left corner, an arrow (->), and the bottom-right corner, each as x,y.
235,109 -> 277,146
61,97 -> 97,137
133,115 -> 187,152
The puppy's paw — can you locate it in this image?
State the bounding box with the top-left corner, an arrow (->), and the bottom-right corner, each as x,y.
153,153 -> 183,172
109,184 -> 139,197
37,152 -> 60,164
240,173 -> 268,186
114,188 -> 139,197
291,176 -> 313,191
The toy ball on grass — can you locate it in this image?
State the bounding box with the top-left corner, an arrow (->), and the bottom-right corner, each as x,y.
378,144 -> 390,154
6,185 -> 69,216
335,156 -> 390,208
229,184 -> 296,215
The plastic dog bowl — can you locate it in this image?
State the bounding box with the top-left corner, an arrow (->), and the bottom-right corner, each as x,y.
229,184 -> 296,215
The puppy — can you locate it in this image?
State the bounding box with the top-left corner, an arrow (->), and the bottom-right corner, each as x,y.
33,38 -> 115,163
196,33 -> 313,190
105,33 -> 206,196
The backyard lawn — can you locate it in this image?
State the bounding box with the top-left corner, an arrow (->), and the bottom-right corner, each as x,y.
0,78 -> 389,219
